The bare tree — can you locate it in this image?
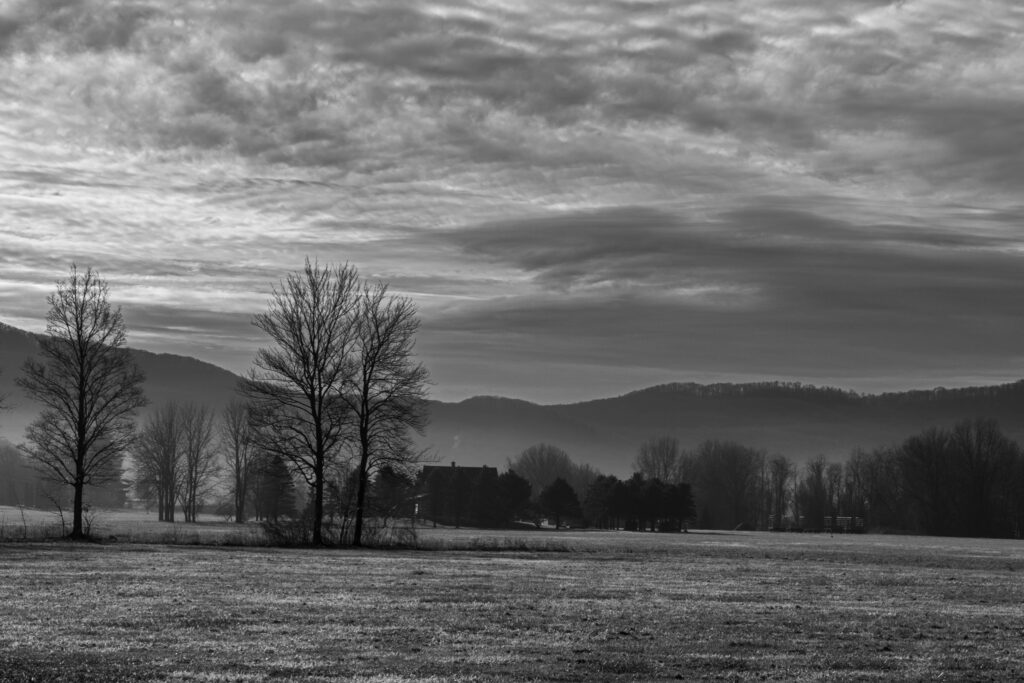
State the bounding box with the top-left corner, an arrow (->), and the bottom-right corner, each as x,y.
507,443 -> 575,495
691,440 -> 764,530
766,455 -> 793,528
178,403 -> 219,523
633,436 -> 682,483
221,401 -> 256,523
949,418 -> 1019,537
242,260 -> 359,545
17,265 -> 146,539
344,281 -> 430,547
134,403 -> 182,522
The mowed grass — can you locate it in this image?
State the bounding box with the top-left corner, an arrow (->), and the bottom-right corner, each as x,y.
1,529 -> 1023,681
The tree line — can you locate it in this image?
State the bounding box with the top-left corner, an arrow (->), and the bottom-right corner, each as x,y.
417,423 -> 1024,540
623,422 -> 1024,538
8,265 -> 1024,542
8,261 -> 430,545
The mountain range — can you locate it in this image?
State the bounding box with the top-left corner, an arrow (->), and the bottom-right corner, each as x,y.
3,322 -> 1023,476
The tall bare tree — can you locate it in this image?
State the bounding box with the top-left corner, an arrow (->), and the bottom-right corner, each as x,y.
134,402 -> 182,522
691,440 -> 764,530
178,403 -> 219,522
344,281 -> 430,547
243,260 -> 359,545
766,455 -> 793,527
221,401 -> 256,523
17,265 -> 146,539
633,436 -> 682,483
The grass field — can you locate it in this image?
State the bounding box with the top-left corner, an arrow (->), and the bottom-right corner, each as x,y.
1,517 -> 1023,681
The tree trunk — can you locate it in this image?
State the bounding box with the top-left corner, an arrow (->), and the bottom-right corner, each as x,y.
352,441 -> 371,547
234,473 -> 246,523
312,455 -> 324,545
71,477 -> 85,539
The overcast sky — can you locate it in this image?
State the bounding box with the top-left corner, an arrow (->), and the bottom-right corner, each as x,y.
2,0 -> 1023,403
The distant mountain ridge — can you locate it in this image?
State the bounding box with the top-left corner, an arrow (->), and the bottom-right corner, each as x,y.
3,322 -> 1023,476
424,380 -> 1024,476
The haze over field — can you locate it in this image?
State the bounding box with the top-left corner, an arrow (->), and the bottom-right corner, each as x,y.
5,321 -> 1024,475
2,0 -> 1023,403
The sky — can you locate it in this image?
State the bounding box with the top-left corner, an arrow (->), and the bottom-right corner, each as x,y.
2,0 -> 1023,404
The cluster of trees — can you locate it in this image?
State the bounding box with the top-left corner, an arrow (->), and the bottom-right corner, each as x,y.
825,418 -> 1024,538
9,267 -> 1024,543
413,443 -> 695,532
417,465 -> 532,528
583,474 -> 695,532
8,262 -> 430,545
505,444 -> 599,508
436,422 -> 1024,540
241,260 -> 429,545
626,421 -> 1024,538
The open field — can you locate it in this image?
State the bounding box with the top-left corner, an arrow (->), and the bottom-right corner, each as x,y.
0,506 -> 266,545
2,529 -> 1023,681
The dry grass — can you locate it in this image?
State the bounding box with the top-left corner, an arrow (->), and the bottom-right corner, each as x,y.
0,506 -> 265,545
1,529 -> 1023,681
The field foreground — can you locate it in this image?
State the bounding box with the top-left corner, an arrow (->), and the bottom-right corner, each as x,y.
1,531 -> 1023,681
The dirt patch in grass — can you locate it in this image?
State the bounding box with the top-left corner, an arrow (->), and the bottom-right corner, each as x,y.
1,532 -> 1023,681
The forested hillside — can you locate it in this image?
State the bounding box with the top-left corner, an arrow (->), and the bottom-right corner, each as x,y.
4,322 -> 1024,477
425,381 -> 1024,475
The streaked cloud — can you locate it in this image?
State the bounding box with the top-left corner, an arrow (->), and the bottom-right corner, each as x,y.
1,0 -> 1023,403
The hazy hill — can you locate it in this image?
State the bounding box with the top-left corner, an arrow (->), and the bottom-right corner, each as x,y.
4,322 -> 1024,477
0,322 -> 242,443
420,381 -> 1024,476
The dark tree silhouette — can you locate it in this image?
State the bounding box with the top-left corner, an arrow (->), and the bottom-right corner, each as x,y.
795,456 -> 829,531
243,260 -> 358,545
690,440 -> 764,530
221,401 -> 256,523
508,443 -> 573,496
177,403 -> 219,523
633,436 -> 682,483
344,280 -> 430,547
17,265 -> 146,539
766,455 -> 793,529
539,477 -> 581,529
371,466 -> 416,522
899,427 -> 957,535
583,474 -> 620,529
950,418 -> 1019,537
254,450 -> 296,523
508,443 -> 596,504
495,470 -> 532,526
134,403 -> 182,522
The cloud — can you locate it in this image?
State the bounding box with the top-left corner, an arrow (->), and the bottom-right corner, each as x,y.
425,202 -> 1024,396
3,0 -> 1024,401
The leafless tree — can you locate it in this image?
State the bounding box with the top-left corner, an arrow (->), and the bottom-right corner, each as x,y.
633,436 -> 682,483
508,443 -> 575,496
17,265 -> 146,539
178,403 -> 219,523
691,440 -> 765,530
134,403 -> 182,522
242,260 -> 359,545
949,417 -> 1019,537
344,281 -> 430,547
221,401 -> 256,523
766,455 -> 793,527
